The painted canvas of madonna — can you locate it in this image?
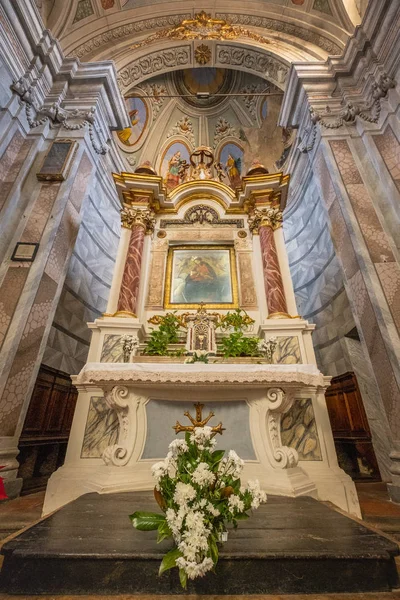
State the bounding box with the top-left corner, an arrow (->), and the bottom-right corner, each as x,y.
166,247 -> 238,308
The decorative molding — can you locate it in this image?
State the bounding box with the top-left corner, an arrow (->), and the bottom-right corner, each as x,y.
12,76 -> 109,154
215,44 -> 289,89
102,386 -> 141,466
117,47 -> 191,90
214,117 -> 236,147
130,11 -> 271,50
167,116 -> 195,146
73,14 -> 192,59
75,365 -> 327,388
265,388 -> 298,469
248,207 -> 283,232
240,82 -> 270,118
120,206 -> 156,233
296,73 -> 396,154
160,204 -> 244,228
215,13 -> 342,55
310,74 -> 396,130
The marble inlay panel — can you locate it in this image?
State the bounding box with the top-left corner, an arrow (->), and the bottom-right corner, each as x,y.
146,249 -> 167,308
101,334 -> 124,363
274,336 -> 301,364
0,132 -> 33,212
0,267 -> 29,349
81,396 -> 119,458
0,273 -> 58,436
374,126 -> 400,192
281,398 -> 322,461
20,184 -> 60,243
237,251 -> 257,308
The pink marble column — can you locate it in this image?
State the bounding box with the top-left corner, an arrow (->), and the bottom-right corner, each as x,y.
259,224 -> 288,316
117,225 -> 146,315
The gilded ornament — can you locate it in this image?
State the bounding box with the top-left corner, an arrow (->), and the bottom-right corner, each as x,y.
248,206 -> 283,233
120,206 -> 156,234
195,44 -> 212,65
173,402 -> 224,436
237,229 -> 247,238
130,11 -> 271,49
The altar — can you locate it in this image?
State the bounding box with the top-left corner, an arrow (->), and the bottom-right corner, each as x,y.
43,149 -> 360,518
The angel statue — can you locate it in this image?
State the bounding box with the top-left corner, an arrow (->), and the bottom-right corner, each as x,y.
225,154 -> 242,188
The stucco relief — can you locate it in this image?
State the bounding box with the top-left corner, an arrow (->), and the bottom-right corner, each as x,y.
146,249 -> 168,308
117,48 -> 191,91
215,45 -> 288,89
237,251 -> 258,308
215,13 -> 342,55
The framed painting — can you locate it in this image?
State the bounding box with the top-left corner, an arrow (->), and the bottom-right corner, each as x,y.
164,245 -> 238,309
36,139 -> 78,181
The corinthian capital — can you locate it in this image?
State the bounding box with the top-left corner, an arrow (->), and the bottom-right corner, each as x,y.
248,206 -> 283,233
120,206 -> 156,234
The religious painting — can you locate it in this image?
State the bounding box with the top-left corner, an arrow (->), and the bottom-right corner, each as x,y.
164,245 -> 238,309
161,141 -> 191,192
37,139 -> 77,181
218,142 -> 244,190
116,96 -> 148,147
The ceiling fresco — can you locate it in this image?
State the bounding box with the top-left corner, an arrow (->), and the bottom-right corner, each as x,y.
115,67 -> 286,189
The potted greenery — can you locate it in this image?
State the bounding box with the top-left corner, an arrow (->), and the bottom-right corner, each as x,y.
216,309 -> 262,361
139,312 -> 187,361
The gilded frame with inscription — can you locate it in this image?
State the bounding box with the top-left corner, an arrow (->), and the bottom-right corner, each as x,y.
164,245 -> 238,309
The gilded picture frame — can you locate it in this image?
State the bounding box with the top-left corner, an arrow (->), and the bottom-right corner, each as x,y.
164,245 -> 239,309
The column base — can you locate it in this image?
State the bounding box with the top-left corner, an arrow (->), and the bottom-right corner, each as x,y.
3,477 -> 22,500
387,483 -> 400,504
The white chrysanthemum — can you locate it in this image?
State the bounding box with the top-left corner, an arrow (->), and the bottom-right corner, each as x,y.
246,479 -> 267,509
207,502 -> 220,517
173,482 -> 196,505
228,494 -> 245,514
190,426 -> 213,448
192,462 -> 216,487
168,438 -> 188,456
176,556 -> 214,579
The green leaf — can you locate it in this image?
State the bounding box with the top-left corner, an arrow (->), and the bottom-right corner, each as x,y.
157,520 -> 172,543
179,568 -> 188,589
235,512 -> 250,520
209,535 -> 219,566
211,450 -> 225,463
159,547 -> 183,576
130,511 -> 166,531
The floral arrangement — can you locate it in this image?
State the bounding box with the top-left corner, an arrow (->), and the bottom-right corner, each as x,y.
121,335 -> 140,362
130,419 -> 266,588
258,336 -> 278,363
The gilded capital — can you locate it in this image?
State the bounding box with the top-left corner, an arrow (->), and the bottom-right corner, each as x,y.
248,207 -> 283,233
120,206 -> 156,234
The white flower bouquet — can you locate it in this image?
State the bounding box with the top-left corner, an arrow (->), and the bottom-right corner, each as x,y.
130,426 -> 267,588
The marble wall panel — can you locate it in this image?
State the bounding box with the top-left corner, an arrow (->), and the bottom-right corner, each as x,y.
0,131 -> 33,212
329,139 -> 400,332
373,126 -> 400,192
81,396 -> 119,458
281,398 -> 322,461
20,184 -> 60,244
0,266 -> 29,350
274,336 -> 301,364
237,251 -> 258,308
100,334 -> 124,363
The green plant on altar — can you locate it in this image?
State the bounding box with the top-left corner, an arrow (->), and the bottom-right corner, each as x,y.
217,308 -> 261,358
144,312 -> 186,356
129,404 -> 267,588
184,350 -> 210,364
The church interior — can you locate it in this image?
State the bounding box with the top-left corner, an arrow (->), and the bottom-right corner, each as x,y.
0,0 -> 400,597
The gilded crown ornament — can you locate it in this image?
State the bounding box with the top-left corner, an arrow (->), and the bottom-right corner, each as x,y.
120,206 -> 156,234
173,402 -> 224,436
131,12 -> 271,49
248,206 -> 283,233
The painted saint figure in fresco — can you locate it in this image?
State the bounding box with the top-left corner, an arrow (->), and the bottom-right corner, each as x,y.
225,154 -> 242,188
166,151 -> 188,191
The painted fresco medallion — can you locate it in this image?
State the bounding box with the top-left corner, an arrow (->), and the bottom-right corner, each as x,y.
116,96 -> 148,148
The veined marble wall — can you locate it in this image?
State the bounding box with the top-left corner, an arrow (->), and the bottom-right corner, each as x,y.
284,173 -> 354,376
43,175 -> 121,374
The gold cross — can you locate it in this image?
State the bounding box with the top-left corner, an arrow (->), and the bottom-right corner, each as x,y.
173,402 -> 224,436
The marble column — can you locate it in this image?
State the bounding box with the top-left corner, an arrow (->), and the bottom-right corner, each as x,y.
250,207 -> 289,317
116,207 -> 155,317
